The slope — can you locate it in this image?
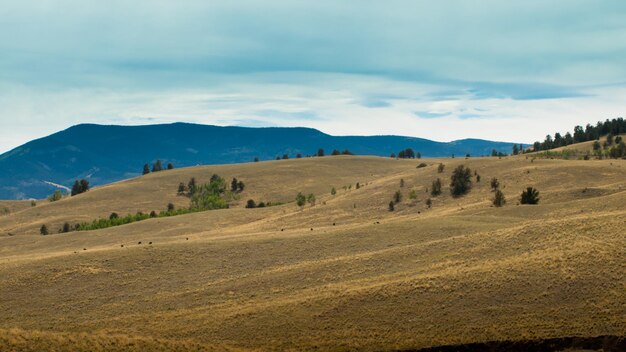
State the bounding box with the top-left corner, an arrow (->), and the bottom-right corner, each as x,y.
0,155 -> 624,351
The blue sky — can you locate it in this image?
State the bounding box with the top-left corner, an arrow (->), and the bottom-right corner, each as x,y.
1,0 -> 625,153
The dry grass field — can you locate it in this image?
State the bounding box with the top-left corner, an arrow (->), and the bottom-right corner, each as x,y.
0,155 -> 625,351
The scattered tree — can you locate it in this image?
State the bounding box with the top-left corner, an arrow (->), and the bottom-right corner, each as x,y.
520,187 -> 540,205
437,163 -> 445,173
237,180 -> 245,192
356,182 -> 360,189
40,224 -> 48,236
425,198 -> 432,208
62,222 -> 71,233
342,149 -> 354,155
331,149 -> 341,156
254,157 -> 259,162
390,153 -> 396,158
317,148 -> 325,157
296,153 -> 302,158
246,199 -> 256,208
450,165 -> 472,197
296,192 -> 306,207
143,164 -> 151,175
31,200 -> 37,207
258,202 -> 266,208
152,160 -> 163,172
331,187 -> 337,195
282,154 -> 289,160
431,178 -> 442,196
178,182 -> 186,194
109,212 -> 119,220
476,174 -> 481,183
493,190 -> 506,207
394,190 -> 402,204
388,201 -> 395,211
409,190 -> 417,200
231,178 -> 239,192
150,211 -> 157,218
167,163 -> 174,170
307,193 -> 316,206
188,177 -> 197,195
71,179 -> 90,196
48,190 -> 63,202
167,203 -> 175,212
490,177 -> 500,191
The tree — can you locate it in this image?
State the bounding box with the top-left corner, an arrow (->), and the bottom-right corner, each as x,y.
356,182 -> 360,189
342,149 -> 353,155
178,182 -> 186,194
276,156 -> 281,160
167,163 -> 174,170
254,157 -> 259,162
246,199 -> 256,208
71,180 -> 81,196
282,154 -> 289,160
317,148 -> 325,157
296,192 -> 306,207
258,202 -> 266,208
237,181 -> 245,192
438,163 -> 445,173
425,198 -> 432,208
513,144 -> 519,155
331,187 -> 337,195
390,153 -> 396,158
152,160 -> 163,172
231,178 -> 238,192
476,174 -> 481,183
607,133 -> 614,145
490,177 -> 500,191
62,222 -> 71,233
520,187 -> 540,205
615,136 -> 623,144
296,153 -> 302,158
48,190 -> 63,202
143,164 -> 151,175
388,201 -> 395,211
593,140 -> 601,151
493,190 -> 506,207
109,212 -> 119,220
40,225 -> 49,236
409,190 -> 417,199
431,178 -> 442,196
394,190 -> 402,204
188,178 -> 197,194
307,193 -> 316,206
331,149 -> 341,156
167,203 -> 175,212
450,165 -> 472,197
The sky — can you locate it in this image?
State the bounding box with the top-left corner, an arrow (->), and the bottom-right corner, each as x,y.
1,0 -> 625,153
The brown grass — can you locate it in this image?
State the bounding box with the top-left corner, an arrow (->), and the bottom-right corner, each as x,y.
0,155 -> 624,351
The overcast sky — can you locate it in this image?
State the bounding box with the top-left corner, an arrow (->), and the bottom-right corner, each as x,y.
1,0 -> 625,153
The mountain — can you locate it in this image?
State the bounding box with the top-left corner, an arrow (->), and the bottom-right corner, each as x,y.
0,123 -> 522,199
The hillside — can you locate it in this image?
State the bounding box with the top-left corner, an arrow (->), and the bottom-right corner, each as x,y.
0,155 -> 624,351
0,123 -> 521,200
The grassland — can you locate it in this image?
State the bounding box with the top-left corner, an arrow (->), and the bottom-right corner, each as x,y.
0,155 -> 624,351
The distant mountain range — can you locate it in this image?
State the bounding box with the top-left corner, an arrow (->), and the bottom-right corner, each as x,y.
0,123 -> 523,199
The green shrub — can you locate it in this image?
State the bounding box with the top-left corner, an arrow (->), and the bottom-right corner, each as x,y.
431,178 -> 442,196
393,190 -> 402,204
40,225 -> 48,236
493,190 -> 506,207
490,177 -> 500,191
520,187 -> 540,205
296,192 -> 306,207
48,190 -> 63,202
450,165 -> 472,197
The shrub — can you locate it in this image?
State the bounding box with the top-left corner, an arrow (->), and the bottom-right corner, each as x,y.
331,187 -> 336,195
307,193 -> 316,206
143,164 -> 151,175
400,179 -> 405,187
109,212 -> 119,220
425,198 -> 432,208
167,203 -> 175,212
237,181 -> 245,192
409,190 -> 417,200
30,200 -> 36,207
476,174 -> 481,182
437,163 -> 445,173
490,177 -> 500,191
493,190 -> 506,207
258,202 -> 266,208
296,192 -> 306,207
431,178 -> 442,196
417,163 -> 428,168
152,160 -> 163,172
178,182 -> 186,194
520,187 -> 540,205
246,199 -> 256,208
388,201 -> 395,211
48,190 -> 63,202
40,225 -> 49,236
450,165 -> 472,197
150,211 -> 157,218
231,178 -> 238,192
62,222 -> 71,233
393,190 -> 402,204
167,163 -> 174,170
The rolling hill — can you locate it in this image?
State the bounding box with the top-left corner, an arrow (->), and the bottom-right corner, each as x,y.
0,123 -> 522,200
0,154 -> 624,351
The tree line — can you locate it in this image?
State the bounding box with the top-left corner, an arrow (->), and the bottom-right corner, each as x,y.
532,117 -> 625,151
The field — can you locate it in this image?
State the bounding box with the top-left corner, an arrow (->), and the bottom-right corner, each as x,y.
0,155 -> 625,351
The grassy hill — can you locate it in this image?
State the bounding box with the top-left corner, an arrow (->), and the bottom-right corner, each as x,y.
0,155 -> 624,351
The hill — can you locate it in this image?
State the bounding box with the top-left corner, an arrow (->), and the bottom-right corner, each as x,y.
0,123 -> 521,200
0,155 -> 624,351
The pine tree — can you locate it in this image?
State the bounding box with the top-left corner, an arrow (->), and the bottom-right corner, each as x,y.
143,164 -> 150,175
431,178 -> 442,196
167,163 -> 174,170
490,177 -> 500,191
394,190 -> 402,204
450,165 -> 472,197
40,224 -> 49,236
317,148 -> 325,157
388,201 -> 395,211
493,190 -> 506,207
152,160 -> 163,172
296,192 -> 306,207
231,178 -> 238,192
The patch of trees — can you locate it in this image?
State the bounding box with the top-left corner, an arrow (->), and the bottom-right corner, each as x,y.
331,149 -> 354,156
230,178 -> 245,192
71,179 -> 90,196
397,148 -> 421,159
491,149 -> 506,157
532,117 -> 625,151
143,160 -> 174,174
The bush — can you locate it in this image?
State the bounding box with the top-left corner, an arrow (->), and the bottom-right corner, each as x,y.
109,212 -> 119,220
150,211 -> 157,218
31,200 -> 37,207
450,165 -> 472,197
476,174 -> 481,183
167,163 -> 174,170
493,190 -> 506,207
258,202 -> 266,208
178,182 -> 186,194
307,193 -> 316,206
431,178 -> 442,196
409,190 -> 417,199
61,222 -> 71,233
520,187 -> 540,204
296,192 -> 306,207
331,187 -> 336,195
167,203 -> 175,212
246,199 -> 256,208
425,198 -> 432,208
417,163 -> 428,168
490,177 -> 500,191
48,190 -> 63,202
388,201 -> 395,211
400,179 -> 405,187
437,163 -> 445,173
356,182 -> 360,189
40,225 -> 49,236
393,190 -> 402,204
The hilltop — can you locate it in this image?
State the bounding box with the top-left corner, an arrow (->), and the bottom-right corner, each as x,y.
0,154 -> 624,351
0,123 -> 521,200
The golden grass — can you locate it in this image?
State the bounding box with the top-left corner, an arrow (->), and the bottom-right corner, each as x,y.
0,155 -> 624,351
